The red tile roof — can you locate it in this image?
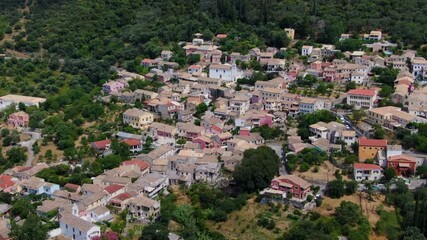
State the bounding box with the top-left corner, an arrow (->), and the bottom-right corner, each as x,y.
188,65 -> 201,70
216,34 -> 228,39
388,154 -> 416,163
142,58 -> 154,63
92,139 -> 112,149
0,175 -> 15,189
111,192 -> 132,203
122,139 -> 141,146
347,89 -> 377,96
120,159 -> 150,171
354,163 -> 382,170
359,138 -> 387,147
64,183 -> 81,191
104,184 -> 124,194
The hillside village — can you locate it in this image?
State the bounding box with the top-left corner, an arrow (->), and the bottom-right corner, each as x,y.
1,19 -> 427,240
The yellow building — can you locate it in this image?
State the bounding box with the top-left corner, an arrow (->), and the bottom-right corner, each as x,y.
123,108 -> 154,129
358,138 -> 387,162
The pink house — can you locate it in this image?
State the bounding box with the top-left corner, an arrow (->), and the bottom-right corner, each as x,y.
8,111 -> 29,128
103,81 -> 125,94
193,136 -> 215,149
211,50 -> 222,63
271,175 -> 312,199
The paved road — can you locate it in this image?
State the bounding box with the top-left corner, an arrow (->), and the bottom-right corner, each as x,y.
331,110 -> 364,137
19,131 -> 42,167
265,141 -> 288,175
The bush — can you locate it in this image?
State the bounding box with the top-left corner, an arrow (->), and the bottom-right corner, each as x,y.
257,217 -> 276,230
307,195 -> 314,202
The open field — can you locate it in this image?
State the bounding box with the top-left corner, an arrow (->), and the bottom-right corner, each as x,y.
315,193 -> 394,225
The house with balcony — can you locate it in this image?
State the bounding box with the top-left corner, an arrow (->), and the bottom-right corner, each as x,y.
353,163 -> 383,182
269,175 -> 312,199
346,89 -> 378,109
127,173 -> 169,198
122,139 -> 144,154
17,177 -> 60,195
387,154 -> 417,177
8,111 -> 29,128
126,195 -> 160,222
299,97 -> 324,114
123,108 -> 154,129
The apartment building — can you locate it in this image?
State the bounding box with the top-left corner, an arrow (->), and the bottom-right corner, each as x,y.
346,89 -> 378,109
123,108 -> 154,129
353,163 -> 382,182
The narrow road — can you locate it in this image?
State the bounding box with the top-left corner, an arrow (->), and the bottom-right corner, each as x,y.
20,131 -> 41,167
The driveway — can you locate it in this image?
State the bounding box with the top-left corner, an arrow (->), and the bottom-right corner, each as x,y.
265,141 -> 288,175
19,131 -> 42,167
332,110 -> 364,137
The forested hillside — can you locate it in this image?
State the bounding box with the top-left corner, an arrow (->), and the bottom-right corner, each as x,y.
3,0 -> 427,61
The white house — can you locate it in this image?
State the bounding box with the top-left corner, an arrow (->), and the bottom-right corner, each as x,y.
346,89 -> 378,109
353,163 -> 382,182
412,57 -> 427,78
59,212 -> 101,240
209,63 -> 243,83
301,46 -> 313,56
299,98 -> 324,114
350,72 -> 366,85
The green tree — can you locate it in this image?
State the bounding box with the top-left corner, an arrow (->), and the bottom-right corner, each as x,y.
188,54 -> 201,65
345,181 -> 358,195
6,147 -> 27,164
373,124 -> 385,139
10,213 -> 48,240
379,85 -> 394,98
111,140 -> 131,159
335,201 -> 363,226
233,146 -> 280,193
384,168 -> 397,181
139,223 -> 169,240
326,179 -> 345,198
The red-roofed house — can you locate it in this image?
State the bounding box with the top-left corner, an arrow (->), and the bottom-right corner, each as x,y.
109,192 -> 133,212
141,58 -> 157,68
121,139 -> 143,153
104,184 -> 125,199
0,174 -> 17,192
346,89 -> 378,109
387,154 -> 416,176
270,175 -> 312,199
91,139 -> 112,153
120,159 -> 150,174
216,34 -> 228,39
353,163 -> 383,181
358,138 -> 387,161
193,136 -> 215,149
187,64 -> 202,74
64,183 -> 81,193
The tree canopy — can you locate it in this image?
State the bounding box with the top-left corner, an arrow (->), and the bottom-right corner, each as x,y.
233,146 -> 280,193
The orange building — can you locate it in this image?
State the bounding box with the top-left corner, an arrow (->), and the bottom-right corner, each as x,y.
387,154 -> 416,176
358,138 -> 387,162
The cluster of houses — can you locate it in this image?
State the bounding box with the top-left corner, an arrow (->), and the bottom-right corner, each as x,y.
2,27 -> 427,239
0,160 -> 164,239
